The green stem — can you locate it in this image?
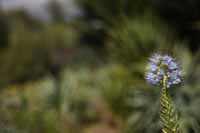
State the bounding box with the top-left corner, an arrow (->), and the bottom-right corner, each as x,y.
160,76 -> 179,133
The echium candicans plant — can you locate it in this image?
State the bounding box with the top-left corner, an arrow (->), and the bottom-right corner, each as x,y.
145,54 -> 182,133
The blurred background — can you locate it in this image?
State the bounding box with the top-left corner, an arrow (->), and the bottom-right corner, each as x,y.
0,0 -> 199,132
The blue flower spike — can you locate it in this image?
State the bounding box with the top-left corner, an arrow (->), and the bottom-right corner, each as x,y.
145,54 -> 181,133
145,54 -> 181,88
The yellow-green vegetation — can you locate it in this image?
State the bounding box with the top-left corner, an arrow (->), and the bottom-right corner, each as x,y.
0,0 -> 200,133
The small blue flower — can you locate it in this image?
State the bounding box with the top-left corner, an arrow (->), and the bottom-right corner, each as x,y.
162,55 -> 172,65
157,69 -> 164,76
150,54 -> 161,64
169,61 -> 178,70
147,63 -> 158,71
146,73 -> 159,85
145,54 -> 181,88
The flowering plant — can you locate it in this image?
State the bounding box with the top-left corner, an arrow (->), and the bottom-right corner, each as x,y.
145,54 -> 181,133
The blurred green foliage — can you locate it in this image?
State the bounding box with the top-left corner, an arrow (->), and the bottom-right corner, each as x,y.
0,0 -> 199,133
0,10 -> 78,87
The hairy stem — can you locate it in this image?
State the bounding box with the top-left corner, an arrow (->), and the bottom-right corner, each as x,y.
160,76 -> 179,133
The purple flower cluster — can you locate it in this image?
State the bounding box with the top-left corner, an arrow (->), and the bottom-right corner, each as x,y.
145,54 -> 181,88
